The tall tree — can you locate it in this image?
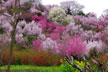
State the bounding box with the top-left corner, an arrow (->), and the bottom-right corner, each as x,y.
60,0 -> 84,15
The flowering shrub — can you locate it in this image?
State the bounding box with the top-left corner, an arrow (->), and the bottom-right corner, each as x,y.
58,36 -> 86,57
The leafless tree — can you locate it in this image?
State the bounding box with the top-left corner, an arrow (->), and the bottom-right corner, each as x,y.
60,0 -> 84,15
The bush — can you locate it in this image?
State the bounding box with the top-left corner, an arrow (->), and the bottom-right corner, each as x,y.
59,60 -> 100,72
31,50 -> 61,66
59,59 -> 86,72
1,49 -> 62,66
59,62 -> 80,72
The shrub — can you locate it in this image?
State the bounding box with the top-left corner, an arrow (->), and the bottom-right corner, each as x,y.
30,50 -> 62,66
1,49 -> 62,66
59,62 -> 80,72
58,35 -> 86,57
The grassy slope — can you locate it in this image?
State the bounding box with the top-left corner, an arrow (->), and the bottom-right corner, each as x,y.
1,65 -> 60,72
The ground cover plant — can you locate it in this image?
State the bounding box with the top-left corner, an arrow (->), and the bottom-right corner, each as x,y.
0,0 -> 108,72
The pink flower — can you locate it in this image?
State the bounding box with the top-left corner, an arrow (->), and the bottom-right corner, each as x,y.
38,18 -> 47,31
32,15 -> 41,20
47,22 -> 57,32
58,36 -> 86,57
23,21 -> 42,36
46,33 -> 60,40
32,40 -> 42,50
42,38 -> 58,51
54,26 -> 67,33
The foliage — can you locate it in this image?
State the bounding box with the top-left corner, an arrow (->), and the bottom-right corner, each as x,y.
59,62 -> 79,72
59,61 -> 85,72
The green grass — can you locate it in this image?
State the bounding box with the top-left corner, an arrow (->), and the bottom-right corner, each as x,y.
1,65 -> 60,72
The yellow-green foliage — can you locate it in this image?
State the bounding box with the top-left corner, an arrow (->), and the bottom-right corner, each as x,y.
74,60 -> 85,68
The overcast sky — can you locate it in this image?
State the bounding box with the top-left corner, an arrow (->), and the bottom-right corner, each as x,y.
42,0 -> 108,17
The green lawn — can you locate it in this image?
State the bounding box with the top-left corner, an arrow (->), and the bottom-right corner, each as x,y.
1,65 -> 60,72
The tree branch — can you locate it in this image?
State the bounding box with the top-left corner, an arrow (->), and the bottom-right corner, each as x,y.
65,55 -> 83,72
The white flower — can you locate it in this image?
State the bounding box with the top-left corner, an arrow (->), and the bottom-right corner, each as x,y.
2,22 -> 13,33
86,40 -> 104,52
23,21 -> 42,36
38,34 -> 46,40
0,34 -> 11,45
42,38 -> 58,51
64,15 -> 74,24
15,34 -> 23,43
82,30 -> 94,41
66,23 -> 83,35
16,26 -> 23,34
49,7 -> 66,23
15,34 -> 28,44
17,20 -> 26,27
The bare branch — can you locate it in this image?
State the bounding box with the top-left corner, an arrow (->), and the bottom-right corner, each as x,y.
65,55 -> 83,72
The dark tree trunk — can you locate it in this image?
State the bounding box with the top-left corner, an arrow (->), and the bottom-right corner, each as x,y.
6,20 -> 18,72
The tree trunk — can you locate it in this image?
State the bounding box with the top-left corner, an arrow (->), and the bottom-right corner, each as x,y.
6,21 -> 17,72
6,30 -> 16,72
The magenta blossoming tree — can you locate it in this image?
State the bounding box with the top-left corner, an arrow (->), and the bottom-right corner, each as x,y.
58,35 -> 86,57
